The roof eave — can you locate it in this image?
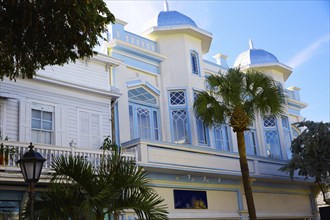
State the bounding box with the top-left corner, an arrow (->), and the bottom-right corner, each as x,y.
142,25 -> 212,54
240,62 -> 292,81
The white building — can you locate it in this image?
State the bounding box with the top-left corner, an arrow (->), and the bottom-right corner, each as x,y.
0,4 -> 317,220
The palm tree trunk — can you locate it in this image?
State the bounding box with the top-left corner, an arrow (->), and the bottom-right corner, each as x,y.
236,131 -> 257,220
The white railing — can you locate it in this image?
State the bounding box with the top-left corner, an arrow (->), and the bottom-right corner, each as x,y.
0,141 -> 136,172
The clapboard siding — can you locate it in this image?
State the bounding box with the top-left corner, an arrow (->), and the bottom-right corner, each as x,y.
0,81 -> 112,148
37,59 -> 110,91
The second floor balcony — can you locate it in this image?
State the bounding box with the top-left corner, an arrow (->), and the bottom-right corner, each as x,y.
0,141 -> 136,183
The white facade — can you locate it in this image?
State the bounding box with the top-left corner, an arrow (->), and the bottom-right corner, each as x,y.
0,5 -> 317,220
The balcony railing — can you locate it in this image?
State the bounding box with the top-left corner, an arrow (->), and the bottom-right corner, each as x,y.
0,141 -> 136,173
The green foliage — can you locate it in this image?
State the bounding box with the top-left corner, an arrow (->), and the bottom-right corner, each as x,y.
0,136 -> 18,166
193,68 -> 285,131
22,138 -> 168,220
280,121 -> 330,204
0,0 -> 115,80
193,68 -> 285,219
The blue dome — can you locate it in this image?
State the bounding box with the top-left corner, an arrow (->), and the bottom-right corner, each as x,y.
157,10 -> 197,27
234,49 -> 279,67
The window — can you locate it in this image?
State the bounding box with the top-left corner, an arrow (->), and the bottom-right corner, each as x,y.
169,90 -> 190,144
193,92 -> 208,145
214,124 -> 230,151
244,122 -> 258,155
263,116 -> 281,159
191,51 -> 200,75
78,110 -> 101,148
31,103 -> 54,145
282,116 -> 292,159
174,190 -> 208,209
128,88 -> 159,141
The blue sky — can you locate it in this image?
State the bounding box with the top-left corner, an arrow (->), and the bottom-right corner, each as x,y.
105,0 -> 330,122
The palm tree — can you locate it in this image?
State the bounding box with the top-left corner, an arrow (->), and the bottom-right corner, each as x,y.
22,138 -> 168,220
193,68 -> 285,220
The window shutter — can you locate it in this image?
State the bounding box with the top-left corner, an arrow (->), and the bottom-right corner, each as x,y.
79,111 -> 91,148
91,113 -> 100,148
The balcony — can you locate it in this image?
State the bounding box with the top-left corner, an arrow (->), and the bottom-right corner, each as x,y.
122,139 -> 307,182
0,141 -> 136,183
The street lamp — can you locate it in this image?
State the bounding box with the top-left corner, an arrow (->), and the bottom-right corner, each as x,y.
17,143 -> 46,220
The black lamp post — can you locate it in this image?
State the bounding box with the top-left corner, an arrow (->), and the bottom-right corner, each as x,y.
17,143 -> 46,220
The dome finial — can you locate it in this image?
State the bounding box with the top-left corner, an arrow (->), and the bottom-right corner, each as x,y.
164,0 -> 169,11
249,38 -> 254,49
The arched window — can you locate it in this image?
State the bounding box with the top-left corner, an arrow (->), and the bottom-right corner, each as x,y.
191,51 -> 200,75
128,87 -> 159,141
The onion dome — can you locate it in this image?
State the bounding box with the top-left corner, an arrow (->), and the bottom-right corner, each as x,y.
234,39 -> 279,67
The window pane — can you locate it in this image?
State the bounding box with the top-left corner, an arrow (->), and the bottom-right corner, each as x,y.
32,130 -> 40,143
172,110 -> 189,143
284,131 -> 292,159
129,105 -> 134,139
32,109 -> 41,119
42,112 -> 52,121
214,125 -> 229,151
245,130 -> 257,155
263,116 -> 276,127
42,121 -> 52,130
191,52 -> 198,74
265,130 -> 281,159
42,131 -> 52,144
137,107 -> 151,139
197,118 -> 207,144
32,119 -> 41,129
153,111 -> 159,140
129,104 -> 159,141
281,116 -> 289,129
128,87 -> 156,105
170,91 -> 186,105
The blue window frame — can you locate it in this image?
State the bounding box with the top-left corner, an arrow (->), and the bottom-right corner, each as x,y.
214,124 -> 230,151
169,90 -> 190,144
128,87 -> 159,141
263,116 -> 282,159
191,51 -> 200,75
244,122 -> 258,155
193,92 -> 209,145
282,116 -> 292,159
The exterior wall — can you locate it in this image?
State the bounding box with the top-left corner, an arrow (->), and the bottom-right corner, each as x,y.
0,56 -> 119,148
147,174 -> 314,219
111,14 -> 314,219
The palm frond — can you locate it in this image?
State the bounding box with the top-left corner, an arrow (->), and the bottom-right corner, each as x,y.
245,70 -> 285,117
193,91 -> 229,126
194,68 -> 285,131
